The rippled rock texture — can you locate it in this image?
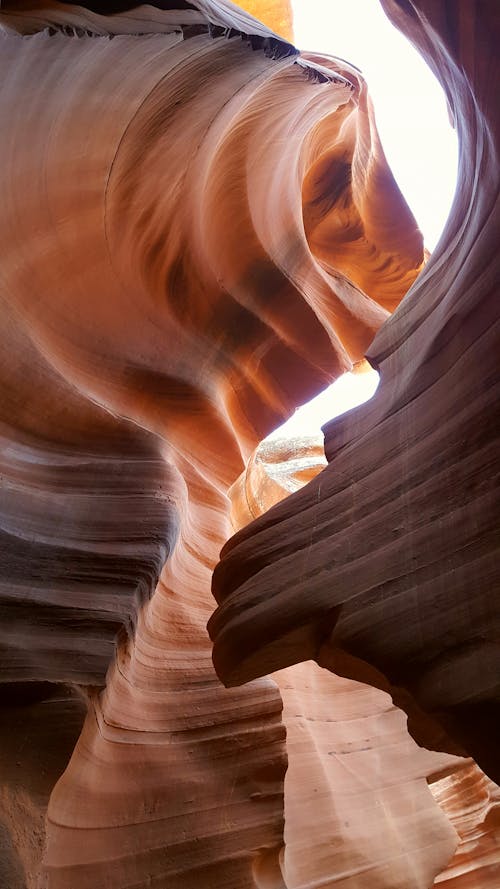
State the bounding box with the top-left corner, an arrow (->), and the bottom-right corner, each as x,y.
227,433 -> 500,888
210,0 -> 500,884
0,0 -> 498,887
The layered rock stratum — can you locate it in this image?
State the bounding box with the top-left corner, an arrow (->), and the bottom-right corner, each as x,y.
0,1 -> 498,887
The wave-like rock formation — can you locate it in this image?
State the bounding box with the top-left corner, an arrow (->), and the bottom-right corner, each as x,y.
226,435 -> 459,888
0,0 -> 497,887
227,433 -> 500,889
211,2 -> 500,884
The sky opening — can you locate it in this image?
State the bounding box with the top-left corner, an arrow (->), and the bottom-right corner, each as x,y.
267,0 -> 458,441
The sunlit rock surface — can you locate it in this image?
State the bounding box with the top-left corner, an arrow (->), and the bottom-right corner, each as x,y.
0,0 -> 497,887
236,0 -> 293,40
227,435 -> 499,888
211,0 -> 500,884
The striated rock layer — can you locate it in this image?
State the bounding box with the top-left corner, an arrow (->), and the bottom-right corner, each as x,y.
211,0 -> 500,872
1,0 -> 498,887
227,435 -> 465,889
229,433 -> 500,888
0,1 -> 430,887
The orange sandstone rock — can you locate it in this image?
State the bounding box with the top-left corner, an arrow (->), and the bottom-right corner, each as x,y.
228,436 -> 462,889
2,1 -> 495,888
211,7 -> 500,881
234,0 -> 294,42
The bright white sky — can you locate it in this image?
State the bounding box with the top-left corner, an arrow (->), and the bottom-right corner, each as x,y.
268,0 -> 457,441
292,0 -> 458,252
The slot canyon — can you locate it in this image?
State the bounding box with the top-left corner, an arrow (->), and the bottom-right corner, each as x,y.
0,1 -> 498,887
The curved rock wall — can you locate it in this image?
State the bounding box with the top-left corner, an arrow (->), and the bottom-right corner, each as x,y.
211,3 -> 500,885
228,433 -> 499,888
227,436 -> 459,888
1,0 -> 497,887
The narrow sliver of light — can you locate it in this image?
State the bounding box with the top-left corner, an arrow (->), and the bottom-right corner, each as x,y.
266,367 -> 380,441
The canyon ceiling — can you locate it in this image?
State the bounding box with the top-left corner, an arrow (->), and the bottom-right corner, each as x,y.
0,1 -> 498,887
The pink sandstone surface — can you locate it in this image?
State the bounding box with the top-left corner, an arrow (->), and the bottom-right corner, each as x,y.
0,1 -> 498,887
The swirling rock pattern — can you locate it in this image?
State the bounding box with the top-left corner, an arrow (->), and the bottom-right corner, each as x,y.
228,433 -> 500,888
211,0 -> 500,881
227,436 -> 459,889
431,762 -> 500,887
1,0 -> 495,887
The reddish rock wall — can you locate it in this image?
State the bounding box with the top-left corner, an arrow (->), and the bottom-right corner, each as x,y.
0,1 -> 497,887
227,433 -> 499,888
211,1 -> 500,884
212,0 -> 499,777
